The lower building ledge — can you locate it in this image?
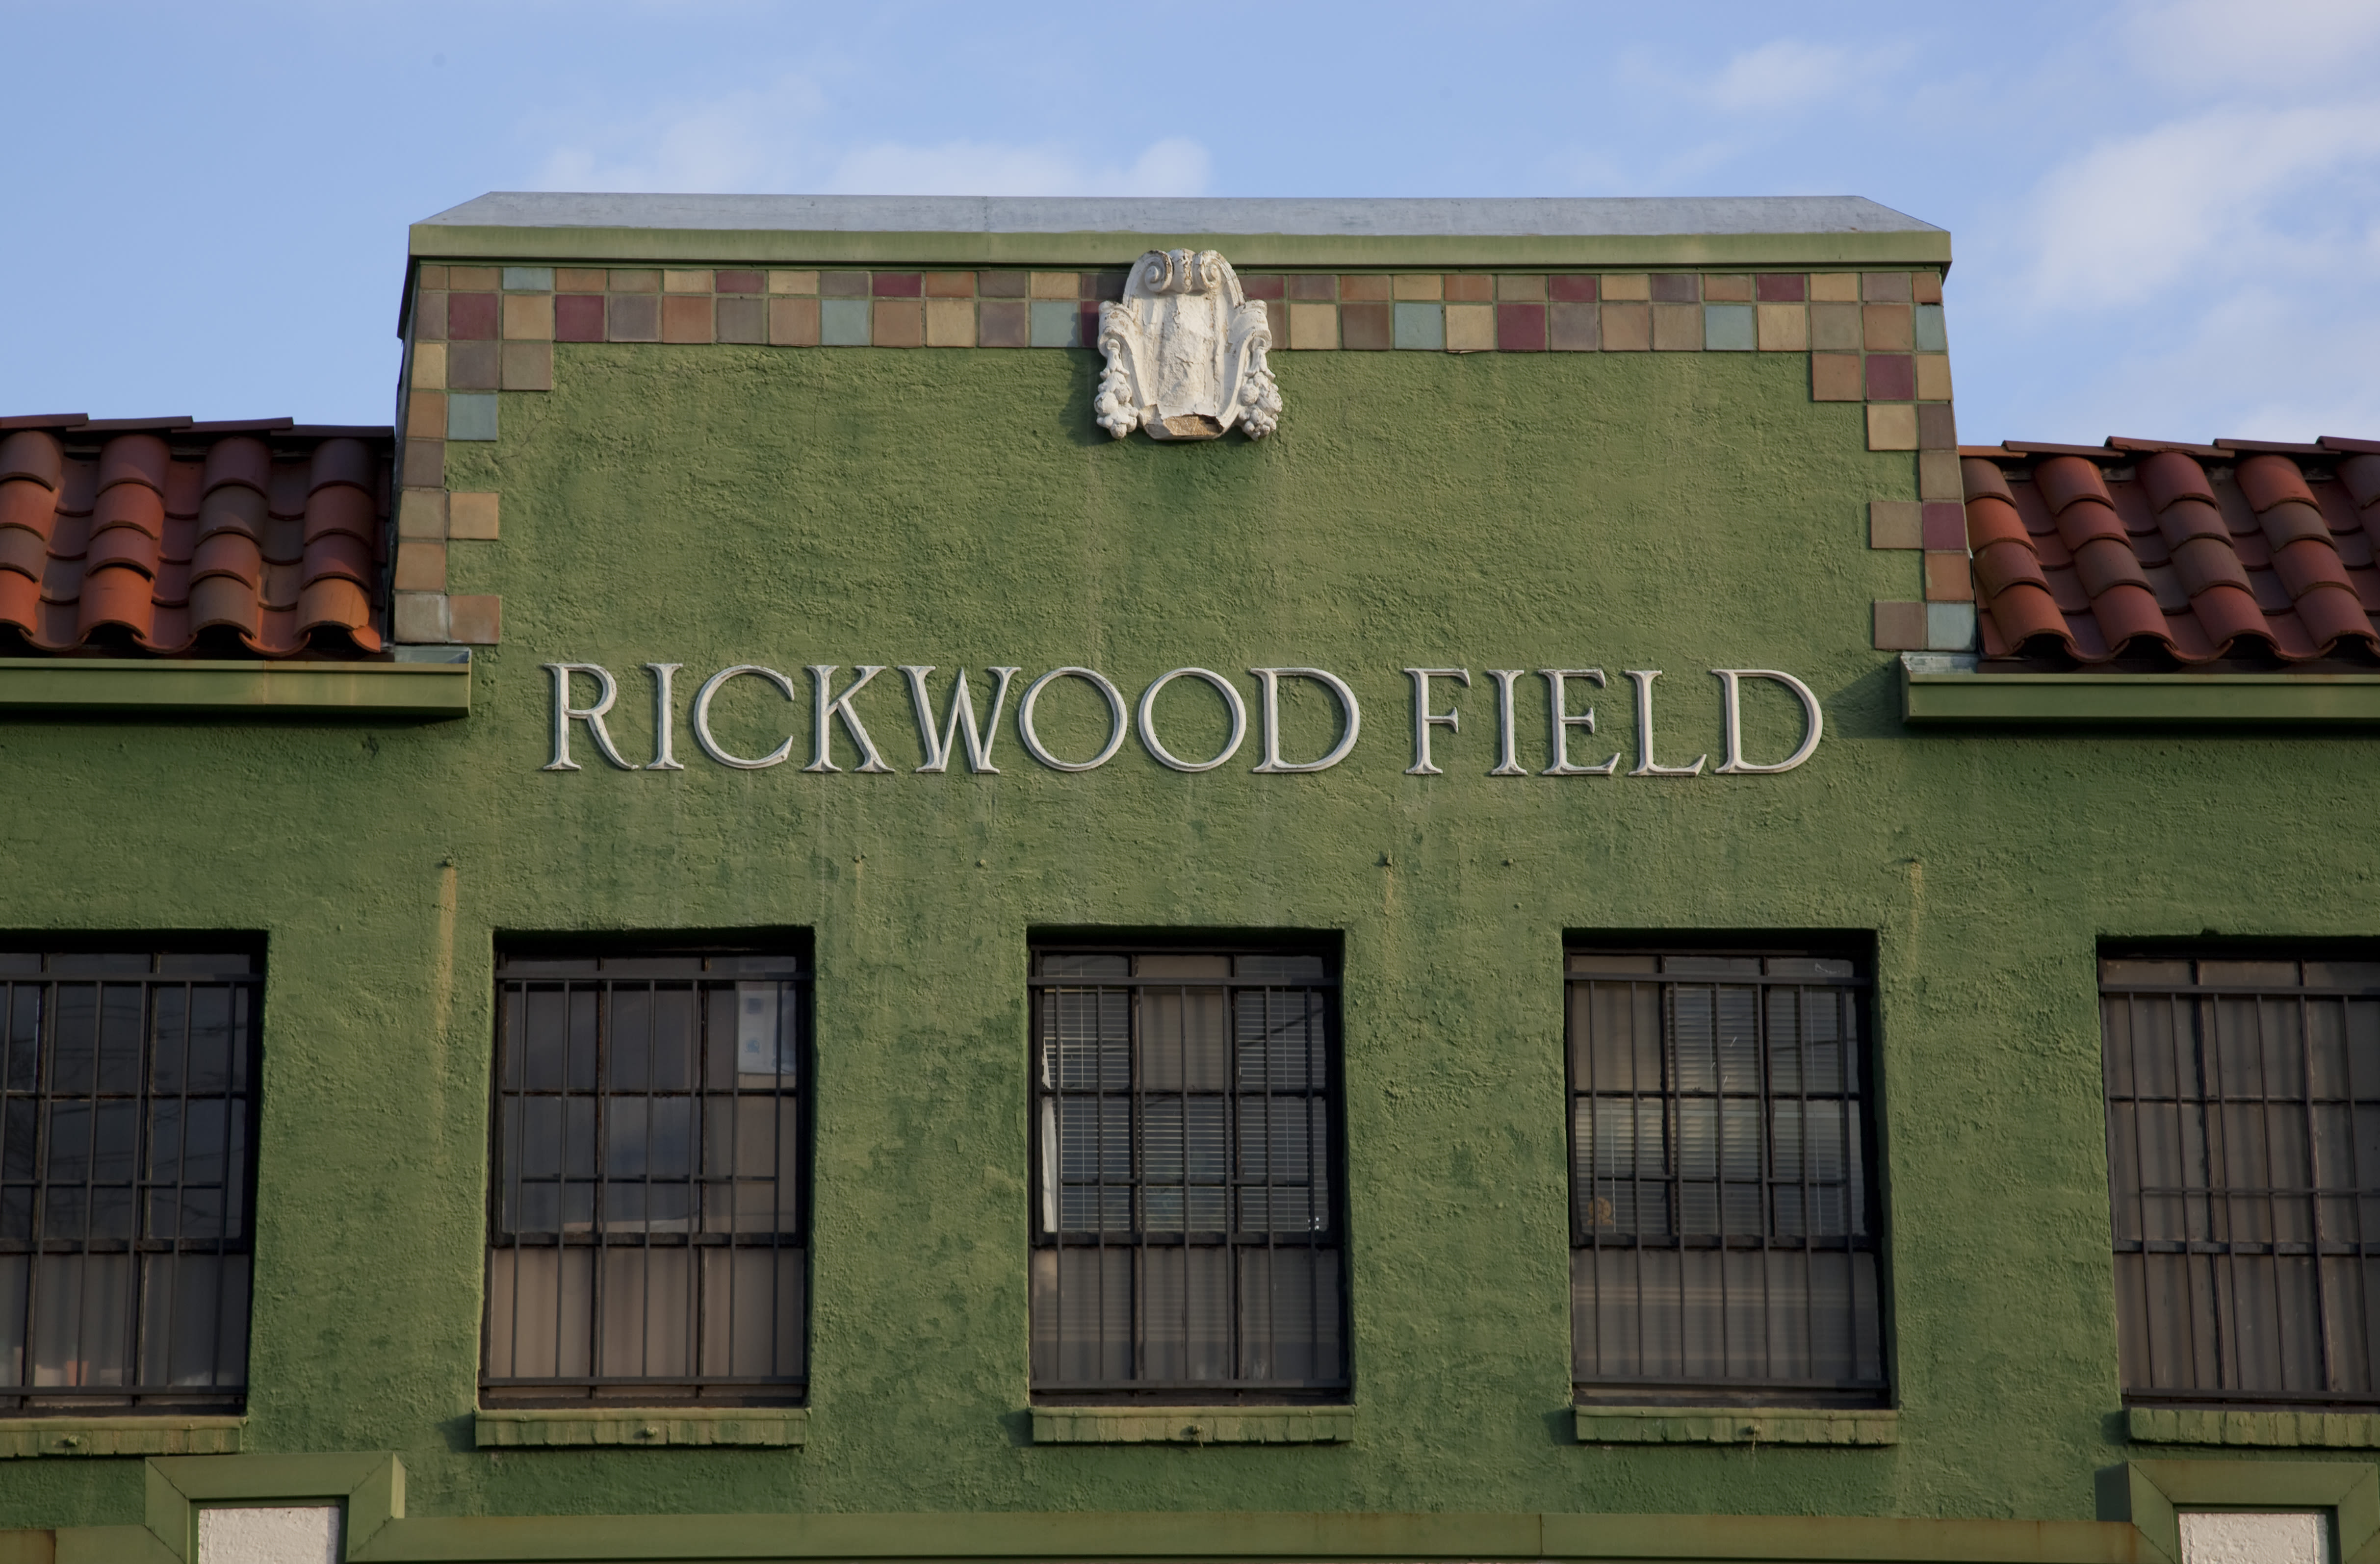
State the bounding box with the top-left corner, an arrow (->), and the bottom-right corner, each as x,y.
0,1414 -> 243,1458
2127,1406 -> 2380,1448
475,1407 -> 806,1448
0,656 -> 471,718
1031,1406 -> 1355,1445
1901,663 -> 2380,726
1574,1406 -> 1899,1445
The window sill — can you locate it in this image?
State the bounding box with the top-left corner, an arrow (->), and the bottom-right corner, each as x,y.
1900,664 -> 2380,726
1574,1407 -> 1898,1445
474,1407 -> 805,1448
0,1415 -> 243,1459
2128,1407 -> 2380,1448
0,655 -> 471,718
1031,1406 -> 1354,1445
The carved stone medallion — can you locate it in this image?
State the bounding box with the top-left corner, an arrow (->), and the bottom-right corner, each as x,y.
1093,249 -> 1282,441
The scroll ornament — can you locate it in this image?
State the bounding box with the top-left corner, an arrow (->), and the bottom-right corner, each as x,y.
1093,249 -> 1282,441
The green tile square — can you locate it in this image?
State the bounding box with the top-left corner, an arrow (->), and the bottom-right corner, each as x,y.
1393,302 -> 1444,351
1030,301 -> 1079,348
820,299 -> 872,346
501,266 -> 553,291
1926,601 -> 1976,651
1914,305 -> 1947,352
446,393 -> 498,441
1703,304 -> 1756,352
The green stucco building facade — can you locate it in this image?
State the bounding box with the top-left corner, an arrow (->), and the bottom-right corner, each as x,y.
0,195 -> 2377,1563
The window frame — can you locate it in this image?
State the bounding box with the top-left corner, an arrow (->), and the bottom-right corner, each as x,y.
481,940 -> 813,1409
0,942 -> 264,1415
1564,940 -> 1889,1409
1027,937 -> 1351,1407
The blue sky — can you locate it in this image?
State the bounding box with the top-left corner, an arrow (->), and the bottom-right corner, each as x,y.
3,0 -> 2376,444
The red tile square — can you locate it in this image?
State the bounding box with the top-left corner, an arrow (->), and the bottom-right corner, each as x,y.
1286,274 -> 1336,301
1444,275 -> 1493,302
1550,303 -> 1598,351
1497,303 -> 1547,352
1918,404 -> 1958,450
1548,275 -> 1597,302
1922,502 -> 1967,551
1755,274 -> 1807,302
607,294 -> 659,342
978,301 -> 1028,347
1649,274 -> 1698,303
446,294 -> 498,340
554,295 -> 604,342
1239,274 -> 1285,300
1865,354 -> 1915,401
1341,302 -> 1392,350
1086,271 -> 1127,302
716,297 -> 766,344
872,272 -> 922,298
715,270 -> 763,294
1080,303 -> 1101,346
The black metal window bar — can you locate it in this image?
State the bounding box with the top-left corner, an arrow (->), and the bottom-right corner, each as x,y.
1567,950 -> 1885,1406
1030,949 -> 1346,1404
2103,956 -> 2380,1407
485,950 -> 808,1407
0,950 -> 259,1412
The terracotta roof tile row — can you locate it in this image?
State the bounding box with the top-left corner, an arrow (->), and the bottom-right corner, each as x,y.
0,418 -> 390,657
1961,436 -> 2380,664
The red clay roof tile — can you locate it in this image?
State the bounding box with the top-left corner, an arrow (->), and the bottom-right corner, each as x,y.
1966,438 -> 2380,666
0,422 -> 387,657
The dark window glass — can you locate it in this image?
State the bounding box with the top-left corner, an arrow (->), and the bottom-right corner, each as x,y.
485,949 -> 807,1406
1030,947 -> 1345,1404
2102,956 -> 2380,1408
1567,949 -> 1885,1405
0,949 -> 259,1412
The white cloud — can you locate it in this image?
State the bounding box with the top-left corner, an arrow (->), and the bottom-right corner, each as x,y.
2125,0 -> 2380,90
827,135 -> 1210,197
1694,38 -> 1913,113
2024,102 -> 2380,308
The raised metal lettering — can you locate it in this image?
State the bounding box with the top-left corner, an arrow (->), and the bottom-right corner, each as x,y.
691,664 -> 798,769
1485,669 -> 1527,776
1541,668 -> 1619,776
541,662 -> 634,772
902,666 -> 1020,774
1403,668 -> 1470,776
1711,669 -> 1824,774
1137,668 -> 1249,772
804,665 -> 896,774
1017,667 -> 1129,772
1624,669 -> 1706,777
1249,668 -> 1363,773
643,663 -> 685,770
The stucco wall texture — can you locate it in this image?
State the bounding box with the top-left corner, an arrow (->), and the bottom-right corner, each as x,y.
0,341 -> 2368,1538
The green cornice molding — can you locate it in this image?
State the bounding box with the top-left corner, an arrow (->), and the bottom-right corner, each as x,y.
139,1452 -> 402,1562
0,658 -> 471,718
2126,1459 -> 2380,1564
475,1407 -> 805,1448
1573,1406 -> 1898,1445
409,225 -> 1954,272
2129,1407 -> 2380,1449
1032,1406 -> 1352,1444
0,1415 -> 241,1459
1902,670 -> 2380,726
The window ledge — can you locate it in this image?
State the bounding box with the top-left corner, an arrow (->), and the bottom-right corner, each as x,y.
1031,1407 -> 1354,1445
2128,1407 -> 2380,1448
0,656 -> 471,718
474,1407 -> 805,1448
1574,1407 -> 1898,1445
1901,664 -> 2380,726
0,1415 -> 243,1459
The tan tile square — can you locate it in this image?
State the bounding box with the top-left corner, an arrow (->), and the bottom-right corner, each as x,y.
392,591 -> 448,643
501,294 -> 553,341
1916,354 -> 1953,401
1873,600 -> 1925,650
1339,275 -> 1392,301
1755,304 -> 1808,351
447,594 -> 502,645
925,272 -> 975,298
1393,274 -> 1443,301
608,269 -> 659,292
406,391 -> 445,438
663,269 -> 713,293
1497,274 -> 1546,301
1701,274 -> 1753,302
448,492 -> 500,540
1651,304 -> 1702,350
416,264 -> 449,289
1868,405 -> 1919,450
874,300 -> 924,347
1810,303 -> 1862,351
1262,299 -> 1289,347
661,296 -> 713,343
925,299 -> 974,346
1599,303 -> 1650,351
1869,501 -> 1923,549
1811,353 -> 1863,401
1550,303 -> 1598,351
1030,272 -> 1079,300
397,488 -> 446,539
1919,450 -> 1963,501
1863,271 -> 1913,303
410,342 -> 447,389
1810,272 -> 1860,302
448,265 -> 498,290
1445,303 -> 1496,351
1914,272 -> 1943,304
769,270 -> 819,295
393,538 -> 447,592
501,342 -> 552,390
770,297 -> 821,346
1289,303 -> 1338,350
555,268 -> 608,292
1600,273 -> 1651,302
401,439 -> 443,489
1924,553 -> 1974,601
1863,304 -> 1914,352
1443,274 -> 1494,303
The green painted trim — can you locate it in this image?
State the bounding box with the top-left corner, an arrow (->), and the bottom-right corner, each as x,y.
54,1525 -> 172,1564
2130,1408 -> 2380,1449
2128,1461 -> 2380,1564
474,1407 -> 806,1448
0,660 -> 470,718
0,1416 -> 241,1459
1902,671 -> 2380,726
142,1453 -> 402,1563
0,1530 -> 57,1564
347,1509 -> 2141,1564
1573,1406 -> 1898,1445
1030,1406 -> 1352,1444
409,225 -> 1954,272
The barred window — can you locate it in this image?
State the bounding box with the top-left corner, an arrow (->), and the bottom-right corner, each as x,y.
1031,948 -> 1345,1404
1567,949 -> 1885,1405
485,949 -> 807,1407
0,949 -> 259,1412
2103,956 -> 2380,1407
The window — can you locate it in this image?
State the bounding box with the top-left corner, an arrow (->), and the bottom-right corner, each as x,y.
1030,946 -> 1345,1404
2102,955 -> 2380,1407
0,949 -> 259,1412
1567,949 -> 1885,1405
485,948 -> 807,1407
